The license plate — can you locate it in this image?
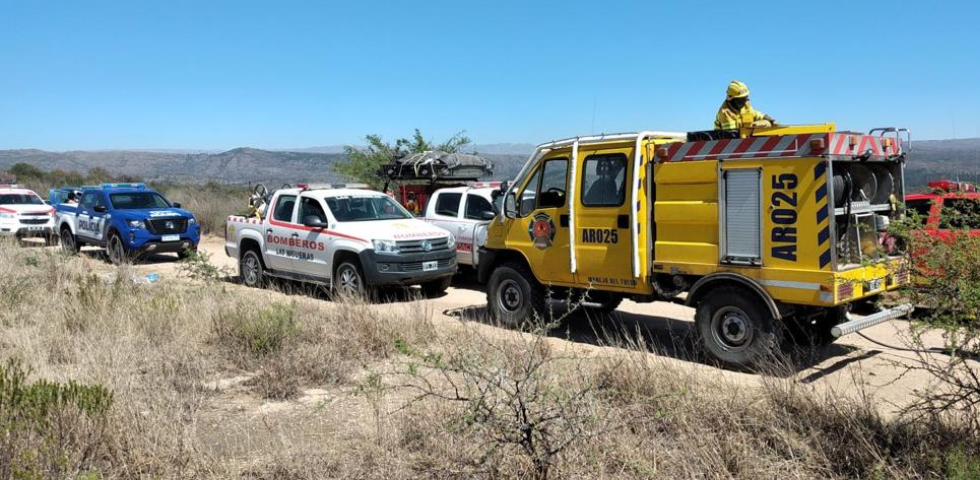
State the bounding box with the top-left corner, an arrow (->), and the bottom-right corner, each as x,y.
28,226 -> 45,231
161,234 -> 180,242
422,261 -> 438,272
867,278 -> 883,292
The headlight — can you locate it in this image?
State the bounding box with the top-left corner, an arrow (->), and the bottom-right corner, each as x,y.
372,239 -> 399,254
188,217 -> 197,224
128,220 -> 144,229
0,212 -> 14,219
446,234 -> 456,250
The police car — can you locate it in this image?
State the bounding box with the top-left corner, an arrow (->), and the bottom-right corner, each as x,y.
55,183 -> 201,264
0,184 -> 57,245
225,184 -> 457,298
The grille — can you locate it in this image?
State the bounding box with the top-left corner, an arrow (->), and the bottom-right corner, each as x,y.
19,218 -> 49,225
146,218 -> 188,235
400,257 -> 455,272
396,238 -> 450,253
20,212 -> 49,217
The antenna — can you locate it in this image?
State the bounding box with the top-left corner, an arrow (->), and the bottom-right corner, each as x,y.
590,94 -> 597,135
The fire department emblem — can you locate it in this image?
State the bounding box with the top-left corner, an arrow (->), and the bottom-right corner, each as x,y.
527,213 -> 556,249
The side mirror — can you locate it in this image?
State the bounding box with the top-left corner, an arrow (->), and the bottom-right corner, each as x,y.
481,211 -> 496,221
93,205 -> 107,213
504,192 -> 518,218
303,215 -> 327,229
172,202 -> 182,209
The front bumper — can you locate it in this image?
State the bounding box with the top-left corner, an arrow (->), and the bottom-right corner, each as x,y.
128,224 -> 201,254
359,248 -> 457,286
0,224 -> 55,238
135,239 -> 198,254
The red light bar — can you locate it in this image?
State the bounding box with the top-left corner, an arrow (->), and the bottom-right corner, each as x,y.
928,180 -> 976,192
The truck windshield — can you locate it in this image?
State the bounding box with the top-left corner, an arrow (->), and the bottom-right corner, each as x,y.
0,193 -> 44,205
109,192 -> 172,210
324,196 -> 412,222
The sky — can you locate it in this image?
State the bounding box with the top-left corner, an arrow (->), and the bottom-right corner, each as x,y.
1,0 -> 979,151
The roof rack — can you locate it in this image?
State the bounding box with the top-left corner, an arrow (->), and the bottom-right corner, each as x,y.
97,182 -> 146,189
296,183 -> 370,191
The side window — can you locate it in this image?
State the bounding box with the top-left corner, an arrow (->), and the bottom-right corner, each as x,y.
300,197 -> 327,223
464,194 -> 494,220
273,195 -> 297,222
940,198 -> 980,229
435,193 -> 462,217
519,168 -> 542,217
905,199 -> 933,226
537,159 -> 568,209
80,193 -> 97,209
581,153 -> 627,207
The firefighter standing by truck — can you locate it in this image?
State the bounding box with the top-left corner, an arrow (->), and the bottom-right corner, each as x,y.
715,80 -> 779,131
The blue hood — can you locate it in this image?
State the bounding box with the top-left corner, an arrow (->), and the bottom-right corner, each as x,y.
113,208 -> 194,221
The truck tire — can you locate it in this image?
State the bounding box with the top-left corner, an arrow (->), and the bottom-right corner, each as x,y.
240,249 -> 266,288
695,285 -> 782,368
487,262 -> 546,328
107,233 -> 131,265
60,227 -> 78,254
421,276 -> 452,298
334,260 -> 372,300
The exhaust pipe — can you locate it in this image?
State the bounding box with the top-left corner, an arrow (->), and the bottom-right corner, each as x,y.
831,303 -> 914,338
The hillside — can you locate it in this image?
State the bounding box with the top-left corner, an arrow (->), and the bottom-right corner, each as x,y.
2,138 -> 977,188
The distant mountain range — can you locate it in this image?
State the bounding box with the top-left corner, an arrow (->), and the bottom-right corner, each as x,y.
1,139 -> 977,189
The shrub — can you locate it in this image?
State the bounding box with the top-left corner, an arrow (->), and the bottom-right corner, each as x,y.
212,303 -> 298,359
0,359 -> 114,480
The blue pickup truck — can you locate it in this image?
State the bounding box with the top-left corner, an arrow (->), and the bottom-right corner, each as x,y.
54,183 -> 200,264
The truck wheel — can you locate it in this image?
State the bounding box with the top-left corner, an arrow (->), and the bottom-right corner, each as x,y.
695,286 -> 782,368
239,249 -> 265,288
61,227 -> 79,255
334,261 -> 371,300
421,276 -> 452,298
107,234 -> 130,265
60,227 -> 79,255
487,262 -> 546,327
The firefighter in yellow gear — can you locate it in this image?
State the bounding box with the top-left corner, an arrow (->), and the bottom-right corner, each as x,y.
714,81 -> 778,130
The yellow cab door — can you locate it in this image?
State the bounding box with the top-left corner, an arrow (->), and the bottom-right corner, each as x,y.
505,152 -> 575,286
572,145 -> 638,292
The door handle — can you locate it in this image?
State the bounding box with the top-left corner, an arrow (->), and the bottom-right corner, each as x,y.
266,229 -> 273,234
617,214 -> 629,229
291,233 -> 299,238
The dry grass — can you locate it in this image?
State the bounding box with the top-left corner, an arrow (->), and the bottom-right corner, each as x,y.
1,242 -> 978,479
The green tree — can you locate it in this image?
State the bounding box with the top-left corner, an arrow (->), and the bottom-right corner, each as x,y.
334,129 -> 471,189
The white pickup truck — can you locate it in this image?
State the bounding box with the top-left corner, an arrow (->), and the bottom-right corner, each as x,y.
422,185 -> 499,268
0,185 -> 57,245
225,185 -> 458,297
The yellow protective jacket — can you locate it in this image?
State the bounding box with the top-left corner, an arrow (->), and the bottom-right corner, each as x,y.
714,101 -> 770,130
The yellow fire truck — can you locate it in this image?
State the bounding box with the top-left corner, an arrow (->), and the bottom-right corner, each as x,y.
478,124 -> 912,367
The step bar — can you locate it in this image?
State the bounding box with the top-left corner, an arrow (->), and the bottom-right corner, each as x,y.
831,303 -> 915,338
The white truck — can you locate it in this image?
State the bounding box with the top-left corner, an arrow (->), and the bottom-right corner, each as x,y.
422,184 -> 499,267
0,185 -> 57,245
225,185 -> 458,297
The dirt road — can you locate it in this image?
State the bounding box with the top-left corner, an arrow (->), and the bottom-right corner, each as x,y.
100,236 -> 944,411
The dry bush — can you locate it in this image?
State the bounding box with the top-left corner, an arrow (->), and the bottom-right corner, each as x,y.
0,359 -> 114,480
156,182 -> 247,235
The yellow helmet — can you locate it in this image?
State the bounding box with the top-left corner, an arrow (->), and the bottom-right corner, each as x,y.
726,80 -> 750,99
